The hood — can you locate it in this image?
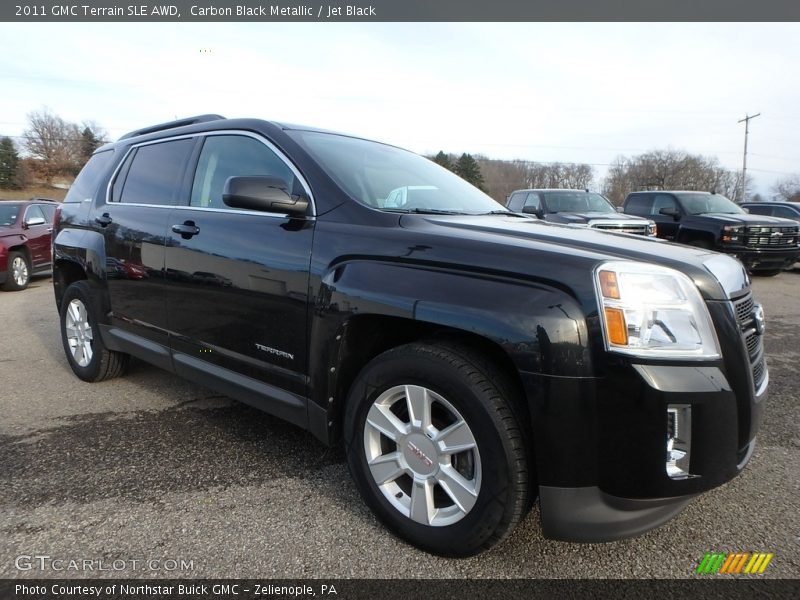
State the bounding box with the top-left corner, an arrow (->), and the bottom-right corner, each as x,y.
546,212 -> 649,225
687,212 -> 799,227
398,214 -> 746,303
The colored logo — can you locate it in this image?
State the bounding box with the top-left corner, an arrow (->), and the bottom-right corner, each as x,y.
696,552 -> 774,575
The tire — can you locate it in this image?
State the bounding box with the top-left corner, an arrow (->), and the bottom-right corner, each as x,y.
751,269 -> 782,277
2,250 -> 30,291
59,281 -> 129,382
687,239 -> 712,250
343,342 -> 530,556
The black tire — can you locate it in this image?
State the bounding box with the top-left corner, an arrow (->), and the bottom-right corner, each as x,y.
751,269 -> 782,277
343,342 -> 530,556
687,239 -> 712,250
59,280 -> 129,382
2,250 -> 30,291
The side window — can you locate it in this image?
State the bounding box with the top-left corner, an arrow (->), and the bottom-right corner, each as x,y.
745,205 -> 771,216
507,192 -> 525,212
190,135 -> 297,209
38,204 -> 56,223
652,194 -> 678,216
24,204 -> 46,225
773,206 -> 799,220
524,192 -> 542,211
116,139 -> 195,206
64,150 -> 115,204
624,195 -> 651,216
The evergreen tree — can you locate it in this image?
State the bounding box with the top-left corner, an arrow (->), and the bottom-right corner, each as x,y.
79,126 -> 102,164
455,153 -> 485,189
433,150 -> 454,171
0,137 -> 20,189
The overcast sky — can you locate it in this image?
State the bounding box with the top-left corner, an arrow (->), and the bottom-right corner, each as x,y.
1,22 -> 798,195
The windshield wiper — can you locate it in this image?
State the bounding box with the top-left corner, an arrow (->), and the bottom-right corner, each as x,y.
480,210 -> 529,218
383,208 -> 468,215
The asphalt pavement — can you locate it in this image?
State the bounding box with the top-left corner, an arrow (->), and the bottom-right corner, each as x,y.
1,270 -> 798,579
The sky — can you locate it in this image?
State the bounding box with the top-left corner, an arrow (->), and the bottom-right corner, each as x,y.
1,22 -> 799,196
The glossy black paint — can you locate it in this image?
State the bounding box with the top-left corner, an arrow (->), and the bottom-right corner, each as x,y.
54,118 -> 766,523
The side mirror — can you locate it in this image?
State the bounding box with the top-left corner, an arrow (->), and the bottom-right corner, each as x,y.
659,206 -> 680,220
522,206 -> 543,218
24,216 -> 46,228
615,206 -> 624,213
222,176 -> 309,217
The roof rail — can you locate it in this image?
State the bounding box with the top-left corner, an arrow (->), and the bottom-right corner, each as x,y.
118,114 -> 226,140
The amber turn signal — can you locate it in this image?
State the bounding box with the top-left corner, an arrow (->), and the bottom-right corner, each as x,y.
598,270 -> 620,299
604,307 -> 628,345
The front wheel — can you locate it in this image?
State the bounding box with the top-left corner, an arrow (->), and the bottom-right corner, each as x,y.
343,342 -> 530,556
60,281 -> 129,382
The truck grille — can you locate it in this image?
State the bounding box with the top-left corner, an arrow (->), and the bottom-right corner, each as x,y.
591,223 -> 649,235
743,225 -> 798,249
732,292 -> 766,390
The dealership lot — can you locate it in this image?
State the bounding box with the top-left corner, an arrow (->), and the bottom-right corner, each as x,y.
1,271 -> 798,578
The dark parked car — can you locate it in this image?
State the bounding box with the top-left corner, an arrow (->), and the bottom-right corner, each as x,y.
0,198 -> 58,291
741,201 -> 800,222
623,191 -> 800,276
507,189 -> 656,235
54,115 -> 767,556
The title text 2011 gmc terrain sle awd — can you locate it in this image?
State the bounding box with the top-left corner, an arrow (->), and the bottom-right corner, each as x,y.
54,115 -> 767,556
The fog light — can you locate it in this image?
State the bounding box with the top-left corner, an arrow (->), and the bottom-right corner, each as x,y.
666,404 -> 693,479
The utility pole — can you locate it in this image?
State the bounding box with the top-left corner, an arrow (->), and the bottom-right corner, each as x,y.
737,112 -> 760,203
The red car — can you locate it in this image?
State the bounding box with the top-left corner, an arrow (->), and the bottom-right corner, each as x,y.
0,199 -> 58,291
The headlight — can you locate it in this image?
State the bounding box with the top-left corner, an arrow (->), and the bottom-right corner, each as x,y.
721,225 -> 743,243
595,261 -> 721,359
647,221 -> 657,236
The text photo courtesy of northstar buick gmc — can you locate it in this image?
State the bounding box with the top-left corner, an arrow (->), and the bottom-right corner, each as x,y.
53,115 -> 768,556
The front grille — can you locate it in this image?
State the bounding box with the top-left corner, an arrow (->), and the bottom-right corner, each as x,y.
731,292 -> 766,391
743,225 -> 798,249
591,223 -> 649,235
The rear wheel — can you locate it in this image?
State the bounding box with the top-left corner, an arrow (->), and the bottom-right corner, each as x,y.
60,281 -> 129,382
343,342 -> 530,556
2,251 -> 30,291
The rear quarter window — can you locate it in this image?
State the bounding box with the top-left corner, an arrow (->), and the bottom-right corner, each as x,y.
64,150 -> 115,204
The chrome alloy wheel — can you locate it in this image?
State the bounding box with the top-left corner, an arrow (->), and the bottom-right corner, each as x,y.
363,385 -> 481,527
64,299 -> 94,367
11,255 -> 28,286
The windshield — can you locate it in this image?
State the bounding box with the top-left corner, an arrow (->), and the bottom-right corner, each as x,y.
677,193 -> 744,215
287,130 -> 505,214
542,191 -> 614,214
0,203 -> 21,226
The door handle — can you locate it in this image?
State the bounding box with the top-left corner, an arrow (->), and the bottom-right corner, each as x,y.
95,213 -> 112,227
172,221 -> 200,238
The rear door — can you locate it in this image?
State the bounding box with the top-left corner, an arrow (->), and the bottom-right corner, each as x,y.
100,136 -> 197,349
164,132 -> 314,401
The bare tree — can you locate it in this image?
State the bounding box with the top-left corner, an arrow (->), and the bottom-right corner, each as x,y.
477,157 -> 594,203
603,149 -> 752,205
22,108 -> 82,181
772,174 -> 800,201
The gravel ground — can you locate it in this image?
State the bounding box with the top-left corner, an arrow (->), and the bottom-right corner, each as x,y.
1,270 -> 798,579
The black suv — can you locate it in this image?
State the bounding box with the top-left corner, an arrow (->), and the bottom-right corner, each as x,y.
507,188 -> 656,236
54,116 -> 767,556
624,190 -> 800,275
741,201 -> 800,223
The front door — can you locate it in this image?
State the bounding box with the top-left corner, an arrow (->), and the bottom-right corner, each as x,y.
164,133 -> 314,398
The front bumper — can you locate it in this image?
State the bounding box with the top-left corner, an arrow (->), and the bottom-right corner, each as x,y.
723,246 -> 800,271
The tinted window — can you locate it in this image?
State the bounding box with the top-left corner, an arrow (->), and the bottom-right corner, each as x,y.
64,150 -> 115,204
773,206 -> 800,220
624,195 -> 651,216
24,204 -> 45,224
191,135 -> 297,209
744,205 -> 772,216
507,192 -> 525,212
118,139 -> 194,206
652,194 -> 679,215
0,203 -> 21,226
524,192 -> 542,211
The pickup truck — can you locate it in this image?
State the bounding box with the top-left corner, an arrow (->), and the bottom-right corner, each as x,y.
623,190 -> 800,275
53,115 -> 767,556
